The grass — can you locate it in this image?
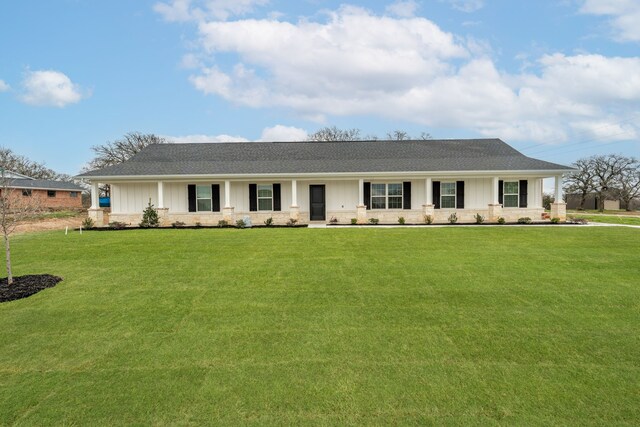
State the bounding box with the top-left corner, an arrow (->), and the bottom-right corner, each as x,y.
570,214 -> 640,226
23,210 -> 83,221
1,227 -> 639,425
567,209 -> 640,216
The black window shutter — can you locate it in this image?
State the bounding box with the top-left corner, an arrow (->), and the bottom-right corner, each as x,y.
249,184 -> 257,211
364,182 -> 371,210
403,181 -> 411,210
433,181 -> 441,209
188,184 -> 196,212
273,183 -> 281,211
211,184 -> 220,212
498,180 -> 504,205
519,180 -> 528,208
456,181 -> 465,209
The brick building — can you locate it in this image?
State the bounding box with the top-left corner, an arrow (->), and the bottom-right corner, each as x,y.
2,171 -> 84,210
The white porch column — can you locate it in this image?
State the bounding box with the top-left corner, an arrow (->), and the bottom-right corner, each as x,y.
157,181 -> 164,208
223,180 -> 234,221
90,182 -> 99,209
491,177 -> 500,205
358,178 -> 364,206
291,179 -> 298,207
554,175 -> 563,203
425,177 -> 433,205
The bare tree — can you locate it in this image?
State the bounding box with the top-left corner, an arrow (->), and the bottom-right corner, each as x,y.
83,132 -> 167,172
564,157 -> 597,209
1,170 -> 41,285
419,132 -> 433,140
592,154 -> 637,212
618,159 -> 640,211
307,126 -> 361,142
386,130 -> 410,141
0,147 -> 71,181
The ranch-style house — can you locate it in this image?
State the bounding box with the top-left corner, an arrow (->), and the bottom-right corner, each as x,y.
77,138 -> 573,225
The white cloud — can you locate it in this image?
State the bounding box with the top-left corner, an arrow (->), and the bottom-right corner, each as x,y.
260,125 -> 308,141
385,0 -> 419,18
154,0 -> 268,22
0,79 -> 9,92
444,0 -> 484,13
579,0 -> 640,42
161,4 -> 640,145
20,70 -> 86,107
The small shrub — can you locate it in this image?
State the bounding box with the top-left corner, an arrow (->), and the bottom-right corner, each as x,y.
424,214 -> 433,225
398,216 -> 405,225
172,221 -> 186,228
368,218 -> 379,225
497,217 -> 506,225
567,216 -> 588,224
329,216 -> 338,224
236,219 -> 246,229
448,212 -> 458,224
195,222 -> 202,228
286,218 -> 298,226
517,217 -> 532,224
550,217 -> 560,224
350,218 -> 358,225
218,219 -> 229,227
474,213 -> 485,224
139,200 -> 159,228
82,217 -> 94,229
108,221 -> 127,230
264,217 -> 273,226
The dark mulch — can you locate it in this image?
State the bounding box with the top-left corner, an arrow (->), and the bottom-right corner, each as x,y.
0,274 -> 62,303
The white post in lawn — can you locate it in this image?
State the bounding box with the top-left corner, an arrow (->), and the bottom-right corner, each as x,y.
488,176 -> 502,222
88,181 -> 104,226
357,178 -> 367,223
551,174 -> 567,221
223,180 -> 234,222
290,179 -> 300,221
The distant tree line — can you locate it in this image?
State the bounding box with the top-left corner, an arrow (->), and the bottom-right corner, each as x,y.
0,147 -> 75,182
307,126 -> 432,142
564,154 -> 640,211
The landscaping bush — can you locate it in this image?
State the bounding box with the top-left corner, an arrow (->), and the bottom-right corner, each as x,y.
235,219 -> 246,229
139,201 -> 159,228
218,220 -> 229,227
171,221 -> 186,228
264,217 -> 273,227
474,213 -> 485,224
108,221 -> 127,230
398,216 -> 405,225
286,218 -> 298,227
497,217 -> 506,225
350,218 -> 357,225
517,217 -> 532,224
368,218 -> 379,225
424,215 -> 433,225
329,216 -> 338,224
82,217 -> 94,229
550,217 -> 560,224
448,212 -> 458,224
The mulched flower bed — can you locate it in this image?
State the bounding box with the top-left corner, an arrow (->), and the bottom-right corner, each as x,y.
0,275 -> 62,303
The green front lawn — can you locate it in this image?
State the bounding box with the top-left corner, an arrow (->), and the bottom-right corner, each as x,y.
571,214 -> 640,226
1,228 -> 639,425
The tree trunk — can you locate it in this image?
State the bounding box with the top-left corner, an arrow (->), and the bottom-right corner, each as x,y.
579,191 -> 587,209
4,233 -> 12,285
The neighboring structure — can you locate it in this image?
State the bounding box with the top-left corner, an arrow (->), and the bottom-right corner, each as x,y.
1,170 -> 84,210
566,193 -> 637,211
77,139 -> 574,225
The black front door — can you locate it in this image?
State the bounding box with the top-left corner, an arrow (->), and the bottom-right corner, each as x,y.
309,185 -> 326,221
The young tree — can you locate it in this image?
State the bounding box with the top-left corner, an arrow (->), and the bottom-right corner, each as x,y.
564,157 -> 597,209
0,170 -> 41,285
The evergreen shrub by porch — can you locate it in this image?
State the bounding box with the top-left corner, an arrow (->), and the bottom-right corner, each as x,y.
139,201 -> 159,228
474,213 -> 485,224
497,217 -> 506,224
517,217 -> 532,224
398,217 -> 405,225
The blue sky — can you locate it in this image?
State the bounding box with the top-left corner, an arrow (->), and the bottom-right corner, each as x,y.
1,0 -> 639,175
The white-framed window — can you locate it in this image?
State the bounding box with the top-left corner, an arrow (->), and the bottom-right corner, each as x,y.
371,183 -> 403,209
22,189 -> 32,197
196,185 -> 212,211
70,191 -> 79,198
503,181 -> 519,208
440,182 -> 456,208
257,184 -> 273,211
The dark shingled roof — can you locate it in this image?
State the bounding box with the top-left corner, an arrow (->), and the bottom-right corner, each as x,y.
77,139 -> 572,178
8,179 -> 84,191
